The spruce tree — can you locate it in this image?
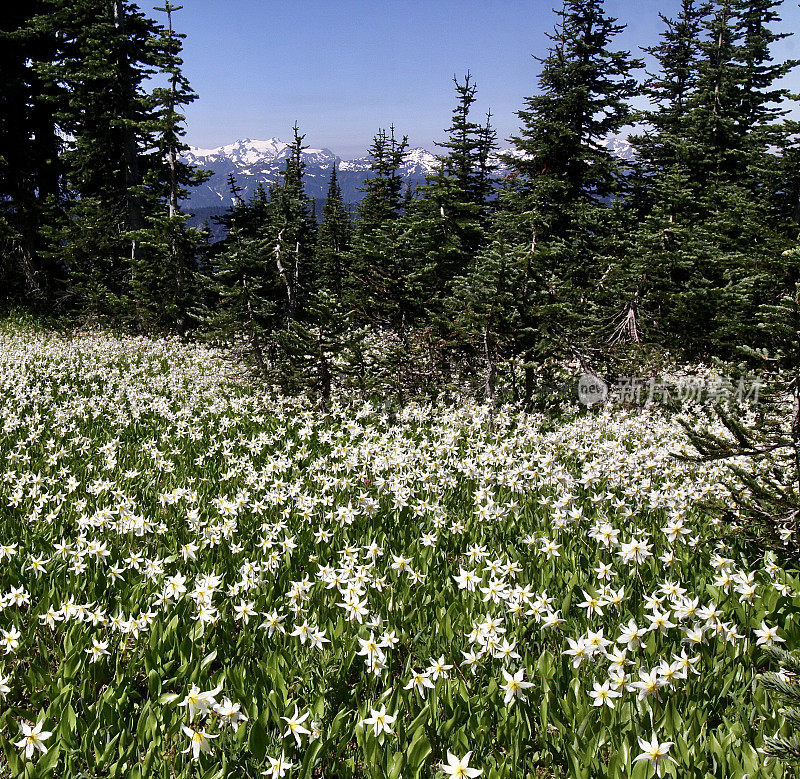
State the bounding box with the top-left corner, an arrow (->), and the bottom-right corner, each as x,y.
681,240 -> 800,554
272,140 -> 364,398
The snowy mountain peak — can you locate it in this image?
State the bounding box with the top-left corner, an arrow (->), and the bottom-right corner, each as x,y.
404,147 -> 439,171
184,138 -> 337,167
598,136 -> 635,162
181,134 -> 636,226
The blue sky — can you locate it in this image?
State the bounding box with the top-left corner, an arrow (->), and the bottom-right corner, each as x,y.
174,0 -> 800,158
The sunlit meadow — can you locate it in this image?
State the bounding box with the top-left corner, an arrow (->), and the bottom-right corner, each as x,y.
0,323 -> 796,778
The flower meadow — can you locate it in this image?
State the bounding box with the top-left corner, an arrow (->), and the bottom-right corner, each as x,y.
0,325 -> 797,779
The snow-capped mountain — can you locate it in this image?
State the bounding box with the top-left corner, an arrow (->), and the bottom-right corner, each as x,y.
182,139 -> 439,216
600,136 -> 636,162
182,135 -> 635,230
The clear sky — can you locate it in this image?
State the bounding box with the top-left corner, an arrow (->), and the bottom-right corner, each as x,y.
173,0 -> 800,159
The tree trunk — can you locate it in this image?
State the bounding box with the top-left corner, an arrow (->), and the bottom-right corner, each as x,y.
483,323 -> 496,405
273,228 -> 297,326
318,331 -> 331,410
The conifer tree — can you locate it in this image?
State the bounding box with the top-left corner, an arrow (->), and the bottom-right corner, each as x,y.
626,0 -> 798,355
447,213 -> 526,402
275,291 -> 362,405
623,0 -> 718,349
761,645 -> 800,762
272,141 -> 365,398
266,124 -> 317,326
49,0 -> 164,317
202,185 -> 279,370
681,239 -> 800,552
0,3 -> 62,303
709,0 -> 799,353
127,1 -> 210,332
355,126 -> 408,226
346,126 -> 419,327
474,111 -> 499,214
490,0 -> 642,401
315,164 -> 352,296
411,74 -> 497,293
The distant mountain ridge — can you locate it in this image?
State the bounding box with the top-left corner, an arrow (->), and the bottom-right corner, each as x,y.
181,138 -> 442,213
181,136 -> 635,228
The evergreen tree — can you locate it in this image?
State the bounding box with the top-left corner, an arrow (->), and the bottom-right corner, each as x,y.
680,240 -> 800,554
761,645 -> 800,763
266,124 -> 317,326
431,73 -> 496,206
33,0 -> 207,326
202,127 -> 317,366
634,0 -> 708,177
710,0 -> 799,353
274,291 -> 363,406
447,216 -> 526,402
411,74 -> 497,293
271,139 -> 364,398
315,164 -> 352,296
490,0 -> 642,401
626,0 -> 798,355
346,126 -> 423,327
474,110 -> 499,213
353,125 -> 408,227
201,185 -> 279,370
54,0 -> 159,316
127,1 -> 211,332
621,0 -> 711,349
0,3 -> 62,304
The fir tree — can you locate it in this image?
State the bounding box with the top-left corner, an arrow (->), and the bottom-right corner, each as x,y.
127,1 -> 210,332
346,126 -> 418,327
266,124 -> 317,325
760,645 -> 800,763
315,164 -> 352,296
201,185 -> 279,370
274,291 -> 363,406
492,0 -> 642,401
411,74 -> 497,294
354,126 -> 408,226
621,0 -> 710,349
626,0 -> 798,355
447,214 -> 526,402
49,0 -> 165,317
0,3 -> 63,304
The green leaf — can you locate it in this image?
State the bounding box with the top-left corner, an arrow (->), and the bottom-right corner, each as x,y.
248,721 -> 268,760
298,738 -> 323,779
407,726 -> 431,772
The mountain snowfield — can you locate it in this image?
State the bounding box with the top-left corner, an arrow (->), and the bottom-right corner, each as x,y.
182,138 -> 439,214
181,135 -> 634,219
